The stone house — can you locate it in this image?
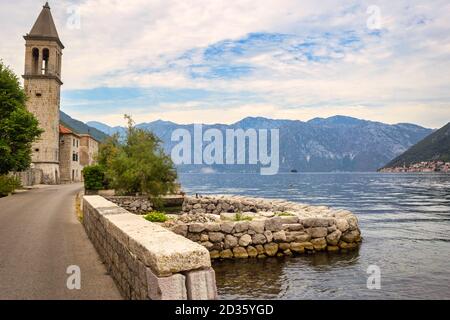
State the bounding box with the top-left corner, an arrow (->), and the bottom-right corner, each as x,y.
79,134 -> 99,166
59,125 -> 83,183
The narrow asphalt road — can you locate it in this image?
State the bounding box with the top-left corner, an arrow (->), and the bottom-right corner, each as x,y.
0,183 -> 122,299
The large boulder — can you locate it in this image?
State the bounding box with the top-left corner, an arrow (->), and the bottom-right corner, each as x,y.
248,220 -> 265,234
224,235 -> 238,248
220,221 -> 235,233
341,230 -> 361,243
307,227 -> 328,238
302,218 -> 333,228
205,222 -> 221,232
336,218 -> 349,232
219,249 -> 233,259
265,217 -> 283,231
252,234 -> 267,245
189,223 -> 205,233
238,234 -> 252,247
232,247 -> 248,259
208,232 -> 225,243
273,230 -> 287,242
326,230 -> 342,246
311,237 -> 327,251
264,243 -> 279,257
264,230 -> 273,242
246,246 -> 258,258
234,221 -> 249,233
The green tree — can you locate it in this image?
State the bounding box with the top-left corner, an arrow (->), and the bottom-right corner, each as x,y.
99,115 -> 177,202
0,61 -> 43,175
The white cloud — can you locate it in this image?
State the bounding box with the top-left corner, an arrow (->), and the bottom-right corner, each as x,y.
1,0 -> 449,128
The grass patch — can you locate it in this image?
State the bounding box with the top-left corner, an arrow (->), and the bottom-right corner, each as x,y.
276,212 -> 295,217
234,212 -> 253,221
75,192 -> 84,222
0,175 -> 21,197
144,211 -> 169,223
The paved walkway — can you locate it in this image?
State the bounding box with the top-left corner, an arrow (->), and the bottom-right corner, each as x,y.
0,183 -> 122,299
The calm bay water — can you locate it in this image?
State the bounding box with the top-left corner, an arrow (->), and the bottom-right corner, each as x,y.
178,173 -> 450,300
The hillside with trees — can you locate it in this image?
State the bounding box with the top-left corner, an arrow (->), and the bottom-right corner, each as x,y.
382,122 -> 450,168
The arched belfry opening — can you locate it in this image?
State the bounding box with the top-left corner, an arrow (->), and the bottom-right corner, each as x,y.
42,48 -> 49,75
32,48 -> 39,74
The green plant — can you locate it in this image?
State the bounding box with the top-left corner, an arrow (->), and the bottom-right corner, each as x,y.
82,165 -> 106,190
99,115 -> 177,200
0,175 -> 21,197
0,62 -> 43,174
276,212 -> 295,217
144,211 -> 169,223
234,212 -> 253,221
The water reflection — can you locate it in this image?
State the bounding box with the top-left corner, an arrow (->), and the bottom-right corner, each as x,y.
213,257 -> 289,300
180,173 -> 450,299
214,249 -> 361,300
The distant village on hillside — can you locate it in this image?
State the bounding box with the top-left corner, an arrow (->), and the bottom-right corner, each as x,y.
379,161 -> 450,173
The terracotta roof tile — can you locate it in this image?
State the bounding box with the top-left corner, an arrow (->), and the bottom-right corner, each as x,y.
59,124 -> 73,134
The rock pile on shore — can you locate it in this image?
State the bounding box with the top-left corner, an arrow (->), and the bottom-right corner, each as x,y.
163,195 -> 362,259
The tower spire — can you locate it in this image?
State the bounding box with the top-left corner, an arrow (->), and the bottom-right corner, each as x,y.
25,1 -> 63,48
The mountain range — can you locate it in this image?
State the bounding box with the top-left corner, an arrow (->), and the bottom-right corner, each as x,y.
85,115 -> 433,172
60,111 -> 109,142
383,122 -> 450,168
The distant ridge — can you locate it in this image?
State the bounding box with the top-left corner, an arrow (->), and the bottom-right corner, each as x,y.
382,122 -> 450,168
86,115 -> 432,172
60,111 -> 109,142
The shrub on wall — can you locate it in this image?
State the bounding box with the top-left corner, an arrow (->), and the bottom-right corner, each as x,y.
144,211 -> 168,223
0,175 -> 21,197
82,165 -> 106,190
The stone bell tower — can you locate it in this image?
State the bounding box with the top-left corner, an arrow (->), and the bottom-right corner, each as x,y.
23,2 -> 64,184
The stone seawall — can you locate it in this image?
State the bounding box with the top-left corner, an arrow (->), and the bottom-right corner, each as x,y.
164,195 -> 362,258
82,195 -> 217,300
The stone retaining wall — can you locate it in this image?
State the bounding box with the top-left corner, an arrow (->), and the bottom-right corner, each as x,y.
14,168 -> 43,186
104,196 -> 154,214
165,195 -> 362,258
82,195 -> 217,300
102,195 -> 185,214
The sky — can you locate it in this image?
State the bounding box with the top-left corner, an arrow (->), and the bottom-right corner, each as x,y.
1,0 -> 449,128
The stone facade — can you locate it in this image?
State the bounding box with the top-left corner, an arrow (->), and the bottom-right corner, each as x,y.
20,3 -> 98,185
82,195 -> 218,300
59,125 -> 83,183
79,134 -> 99,166
23,52 -> 61,184
23,3 -> 63,184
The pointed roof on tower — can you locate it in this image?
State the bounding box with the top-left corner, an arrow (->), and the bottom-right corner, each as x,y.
24,2 -> 64,48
